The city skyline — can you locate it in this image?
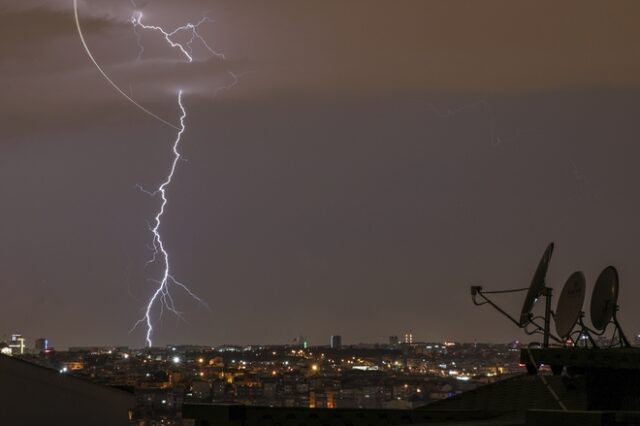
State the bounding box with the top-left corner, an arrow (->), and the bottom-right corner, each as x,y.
0,332 -> 512,352
3,1 -> 640,348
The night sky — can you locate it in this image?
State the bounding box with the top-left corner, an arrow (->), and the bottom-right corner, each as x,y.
3,0 -> 640,349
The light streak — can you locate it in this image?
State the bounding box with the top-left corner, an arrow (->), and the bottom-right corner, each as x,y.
73,0 -> 180,130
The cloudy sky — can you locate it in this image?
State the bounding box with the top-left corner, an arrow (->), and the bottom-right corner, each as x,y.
2,0 -> 640,348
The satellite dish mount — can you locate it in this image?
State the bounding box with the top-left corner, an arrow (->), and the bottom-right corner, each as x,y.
471,243 -> 561,347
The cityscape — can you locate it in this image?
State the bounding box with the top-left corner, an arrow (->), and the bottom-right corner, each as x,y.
4,1 -> 640,425
3,332 -> 526,424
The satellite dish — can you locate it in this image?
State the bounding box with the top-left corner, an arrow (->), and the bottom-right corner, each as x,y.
554,271 -> 586,339
590,266 -> 619,330
520,243 -> 554,326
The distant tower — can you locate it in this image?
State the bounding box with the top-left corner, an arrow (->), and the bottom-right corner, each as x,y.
9,334 -> 26,355
330,335 -> 342,350
295,335 -> 308,349
35,338 -> 49,352
404,332 -> 413,345
389,336 -> 399,346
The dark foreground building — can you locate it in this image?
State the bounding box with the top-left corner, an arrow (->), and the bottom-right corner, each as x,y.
0,354 -> 135,426
181,375 -> 639,426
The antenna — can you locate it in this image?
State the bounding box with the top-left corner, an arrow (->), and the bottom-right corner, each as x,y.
554,271 -> 586,342
470,243 -> 560,347
590,266 -> 629,348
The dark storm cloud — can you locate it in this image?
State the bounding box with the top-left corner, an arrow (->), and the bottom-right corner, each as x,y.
2,0 -> 640,131
0,7 -> 109,49
5,0 -> 640,100
3,0 -> 640,348
5,0 -> 640,134
0,5 -> 122,76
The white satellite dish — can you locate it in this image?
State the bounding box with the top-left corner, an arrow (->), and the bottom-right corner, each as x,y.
554,271 -> 586,339
471,243 -> 559,347
520,243 -> 554,327
588,266 -> 629,348
590,266 -> 619,331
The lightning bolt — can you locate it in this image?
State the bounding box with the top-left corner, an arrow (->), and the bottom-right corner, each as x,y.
131,12 -> 225,63
128,10 -> 227,347
75,1 -> 243,347
132,90 -> 207,347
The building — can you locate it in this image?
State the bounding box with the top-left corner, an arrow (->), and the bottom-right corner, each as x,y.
9,334 -> 26,354
404,332 -> 413,345
0,354 -> 135,425
182,346 -> 640,426
294,335 -> 308,348
389,335 -> 399,346
330,335 -> 342,349
35,337 -> 49,352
